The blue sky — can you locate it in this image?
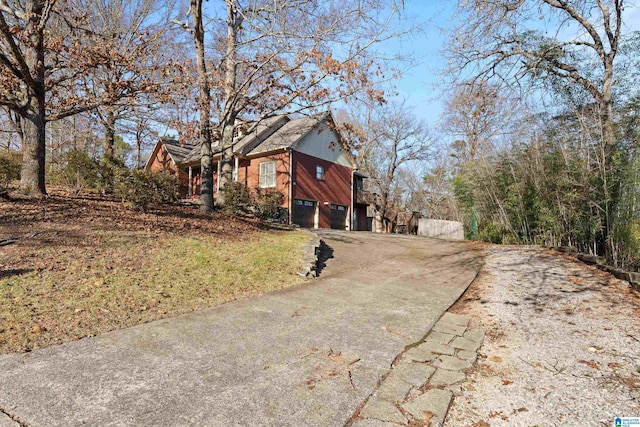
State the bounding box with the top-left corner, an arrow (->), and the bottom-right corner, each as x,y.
380,0 -> 640,130
377,1 -> 458,128
197,1 -> 640,132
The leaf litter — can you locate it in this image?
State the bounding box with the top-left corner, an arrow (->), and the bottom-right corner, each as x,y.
445,245 -> 640,426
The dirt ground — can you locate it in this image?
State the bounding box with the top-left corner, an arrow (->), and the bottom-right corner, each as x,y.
446,245 -> 640,427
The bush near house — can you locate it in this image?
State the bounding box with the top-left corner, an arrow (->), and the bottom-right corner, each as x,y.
254,187 -> 285,221
220,182 -> 286,221
220,181 -> 253,215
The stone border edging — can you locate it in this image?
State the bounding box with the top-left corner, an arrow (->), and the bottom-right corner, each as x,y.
348,313 -> 484,427
551,246 -> 640,292
297,231 -> 322,278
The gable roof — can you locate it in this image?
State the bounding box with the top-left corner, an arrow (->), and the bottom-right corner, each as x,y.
144,138 -> 198,170
161,138 -> 198,163
241,113 -> 328,157
156,111 -> 356,168
179,115 -> 290,165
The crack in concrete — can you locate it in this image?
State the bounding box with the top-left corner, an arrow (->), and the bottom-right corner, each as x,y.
0,406 -> 29,427
344,310 -> 483,427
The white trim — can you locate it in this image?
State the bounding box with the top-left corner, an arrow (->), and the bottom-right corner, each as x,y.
288,149 -> 293,224
233,156 -> 239,182
259,160 -> 277,188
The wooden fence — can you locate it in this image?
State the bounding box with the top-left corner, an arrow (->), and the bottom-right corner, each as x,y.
417,219 -> 464,240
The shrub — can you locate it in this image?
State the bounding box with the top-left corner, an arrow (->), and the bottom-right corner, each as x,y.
114,169 -> 158,212
220,181 -> 253,214
97,155 -> 127,194
0,150 -> 21,191
254,187 -> 285,221
477,221 -> 507,244
50,149 -> 100,194
150,171 -> 180,203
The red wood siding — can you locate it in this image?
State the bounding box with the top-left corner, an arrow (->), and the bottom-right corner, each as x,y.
237,151 -> 290,207
292,150 -> 352,229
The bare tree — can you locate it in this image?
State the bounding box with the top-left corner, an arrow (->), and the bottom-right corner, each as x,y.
175,0 -> 412,210
0,1 -> 179,195
70,0 -> 176,162
442,81 -> 523,163
0,107 -> 21,150
447,0 -> 626,256
176,0 -> 216,212
353,101 -> 434,232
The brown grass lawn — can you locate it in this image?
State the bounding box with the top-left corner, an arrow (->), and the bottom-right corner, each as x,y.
0,189 -> 309,354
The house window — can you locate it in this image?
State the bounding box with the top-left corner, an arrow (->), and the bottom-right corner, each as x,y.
316,165 -> 324,180
260,161 -> 276,188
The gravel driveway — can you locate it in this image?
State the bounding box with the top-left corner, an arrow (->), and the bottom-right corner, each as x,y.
446,245 -> 640,427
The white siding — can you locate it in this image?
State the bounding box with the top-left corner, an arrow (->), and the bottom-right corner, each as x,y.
294,121 -> 353,167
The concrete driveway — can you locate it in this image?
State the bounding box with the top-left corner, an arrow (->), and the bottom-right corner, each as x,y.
0,231 -> 482,427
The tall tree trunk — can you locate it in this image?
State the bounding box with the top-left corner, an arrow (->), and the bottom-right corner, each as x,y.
20,103 -> 46,195
19,1 -> 47,196
135,130 -> 142,169
600,58 -> 616,260
104,107 -> 116,160
191,0 -> 214,212
217,0 -> 240,205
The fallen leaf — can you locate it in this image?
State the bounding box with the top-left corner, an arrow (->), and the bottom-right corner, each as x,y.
31,325 -> 45,334
578,360 -> 601,370
502,379 -> 513,385
516,407 -> 529,413
608,362 -> 622,368
421,411 -> 434,422
489,411 -> 508,420
489,356 -> 503,362
466,384 -> 476,391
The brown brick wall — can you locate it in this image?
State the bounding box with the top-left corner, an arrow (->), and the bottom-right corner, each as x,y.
147,145 -> 192,197
237,151 -> 290,207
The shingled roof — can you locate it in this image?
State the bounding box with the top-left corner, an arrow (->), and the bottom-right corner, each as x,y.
241,113 -> 328,157
160,138 -> 198,164
175,113 -> 332,165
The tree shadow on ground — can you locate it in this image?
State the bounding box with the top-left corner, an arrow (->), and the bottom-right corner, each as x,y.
0,268 -> 33,279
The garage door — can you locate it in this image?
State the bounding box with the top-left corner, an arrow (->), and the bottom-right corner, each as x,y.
330,204 -> 348,229
293,199 -> 315,228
